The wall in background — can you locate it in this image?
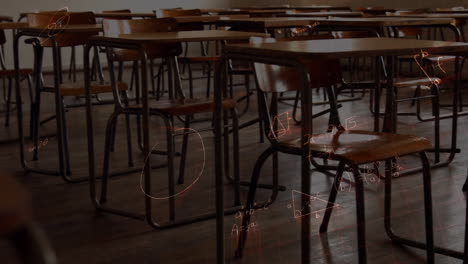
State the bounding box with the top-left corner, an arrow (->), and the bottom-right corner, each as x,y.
229,0 -> 467,9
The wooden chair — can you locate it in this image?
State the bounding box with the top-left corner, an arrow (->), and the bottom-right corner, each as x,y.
160,9 -> 217,98
26,12 -> 129,182
332,31 -> 442,163
100,17 -> 241,222
390,11 -> 457,77
0,173 -> 57,264
275,33 -> 359,123
235,37 -> 436,264
463,168 -> 468,263
0,16 -> 33,128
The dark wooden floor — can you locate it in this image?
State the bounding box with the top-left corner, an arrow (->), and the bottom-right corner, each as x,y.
0,66 -> 467,263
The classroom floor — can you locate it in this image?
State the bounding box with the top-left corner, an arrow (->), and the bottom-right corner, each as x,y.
0,64 -> 467,263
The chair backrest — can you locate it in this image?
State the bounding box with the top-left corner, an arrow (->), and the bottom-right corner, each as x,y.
332,31 -> 373,39
0,16 -> 12,46
102,9 -> 131,13
160,8 -> 202,17
27,11 -> 97,47
160,8 -> 203,31
252,34 -> 342,94
251,35 -> 344,143
102,9 -> 132,20
102,18 -> 182,60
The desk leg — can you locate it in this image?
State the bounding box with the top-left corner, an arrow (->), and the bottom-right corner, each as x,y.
383,56 -> 395,133
300,63 -> 312,264
13,32 -> 26,170
214,57 -> 226,264
373,56 -> 381,132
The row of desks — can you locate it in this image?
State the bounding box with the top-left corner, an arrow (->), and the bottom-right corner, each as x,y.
1,17 -> 456,31
2,7 -> 467,263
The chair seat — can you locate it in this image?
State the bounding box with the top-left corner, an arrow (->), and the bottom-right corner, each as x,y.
230,66 -> 253,75
0,174 -> 31,235
394,77 -> 441,88
113,44 -> 182,62
346,77 -> 440,89
399,54 -> 455,63
0,68 -> 33,77
127,98 -> 236,116
43,82 -> 128,96
281,129 -> 432,165
423,55 -> 456,63
179,56 -> 220,63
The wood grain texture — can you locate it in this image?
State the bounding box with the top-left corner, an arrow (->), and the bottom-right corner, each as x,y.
226,37 -> 468,59
117,30 -> 269,42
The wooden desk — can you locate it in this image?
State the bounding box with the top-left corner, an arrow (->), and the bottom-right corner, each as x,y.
316,17 -> 455,27
360,8 -> 430,16
200,8 -> 228,14
217,17 -> 317,30
312,17 -> 459,40
433,8 -> 468,14
234,5 -> 291,10
0,22 -> 27,30
94,12 -> 156,18
246,9 -> 290,16
82,29 -> 270,232
291,5 -> 352,11
12,24 -> 102,181
282,11 -> 364,18
388,13 -> 468,19
0,16 -> 13,22
118,29 -> 268,42
164,15 -> 250,25
234,5 -> 351,11
228,37 -> 468,59
18,24 -> 103,33
214,37 -> 468,263
173,15 -> 220,24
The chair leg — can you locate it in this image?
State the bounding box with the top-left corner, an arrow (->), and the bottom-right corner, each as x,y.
223,110 -> 230,184
292,91 -> 301,123
177,115 -> 191,184
124,113 -> 133,167
32,87 -> 42,161
464,172 -> 468,264
384,155 -> 435,264
431,86 -> 440,163
411,86 -> 420,107
320,161 -> 346,233
150,59 -> 156,96
7,223 -> 57,264
60,99 -> 72,175
122,92 -> 133,167
118,61 -> 123,82
164,116 -> 176,221
188,63 -> 194,99
68,46 -> 75,81
257,87 -> 264,143
420,152 -> 435,264
54,94 -> 67,180
5,77 -> 12,127
26,75 -> 34,139
235,146 -> 277,258
110,117 -> 118,152
206,62 -> 212,98
156,61 -> 164,100
100,110 -> 120,204
352,164 -> 367,264
231,108 -> 241,206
